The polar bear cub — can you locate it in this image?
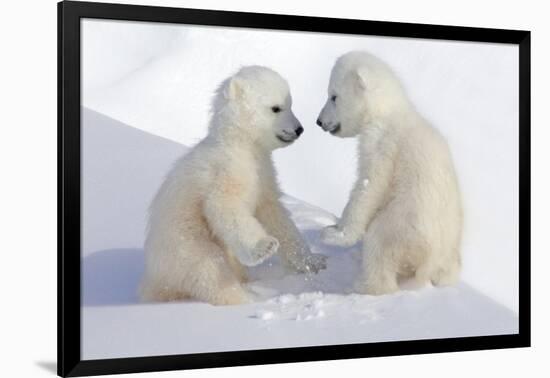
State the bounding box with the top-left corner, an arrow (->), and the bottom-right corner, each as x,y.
317,52 -> 463,295
140,66 -> 326,305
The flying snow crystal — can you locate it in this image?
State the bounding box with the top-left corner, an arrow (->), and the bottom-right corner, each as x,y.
277,294 -> 296,305
255,309 -> 276,320
295,308 -> 325,321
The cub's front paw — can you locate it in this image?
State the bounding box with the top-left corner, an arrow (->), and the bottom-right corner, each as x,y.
290,253 -> 328,274
320,225 -> 352,247
242,236 -> 279,267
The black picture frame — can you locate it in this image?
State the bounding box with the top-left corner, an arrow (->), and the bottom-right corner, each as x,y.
58,1 -> 531,376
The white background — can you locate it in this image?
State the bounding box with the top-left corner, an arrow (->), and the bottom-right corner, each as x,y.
81,17 -> 519,312
0,0 -> 548,377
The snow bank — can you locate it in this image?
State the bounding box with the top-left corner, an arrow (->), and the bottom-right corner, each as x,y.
81,107 -> 517,360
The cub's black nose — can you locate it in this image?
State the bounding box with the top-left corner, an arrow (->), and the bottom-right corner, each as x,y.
316,118 -> 323,127
295,126 -> 304,136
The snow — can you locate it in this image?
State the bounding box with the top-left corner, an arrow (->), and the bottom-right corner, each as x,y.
81,107 -> 517,360
81,20 -> 520,312
254,310 -> 276,321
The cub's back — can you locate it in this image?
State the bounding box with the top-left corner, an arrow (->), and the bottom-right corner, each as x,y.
148,141 -> 217,225
396,119 -> 461,221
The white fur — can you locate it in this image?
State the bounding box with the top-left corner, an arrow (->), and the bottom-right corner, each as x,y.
139,66 -> 326,305
318,52 -> 463,295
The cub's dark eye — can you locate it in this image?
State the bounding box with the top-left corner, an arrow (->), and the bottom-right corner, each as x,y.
271,106 -> 282,113
331,95 -> 337,102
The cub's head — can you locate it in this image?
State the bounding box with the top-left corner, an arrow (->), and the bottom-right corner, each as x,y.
214,66 -> 303,150
316,51 -> 407,138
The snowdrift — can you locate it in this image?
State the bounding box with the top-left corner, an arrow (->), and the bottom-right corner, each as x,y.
81,107 -> 518,360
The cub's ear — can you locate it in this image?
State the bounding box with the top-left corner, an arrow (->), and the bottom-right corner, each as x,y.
352,67 -> 368,91
224,76 -> 248,100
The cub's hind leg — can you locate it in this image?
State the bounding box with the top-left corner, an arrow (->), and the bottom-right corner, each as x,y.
430,253 -> 461,287
180,239 -> 251,305
355,217 -> 400,295
141,238 -> 250,306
